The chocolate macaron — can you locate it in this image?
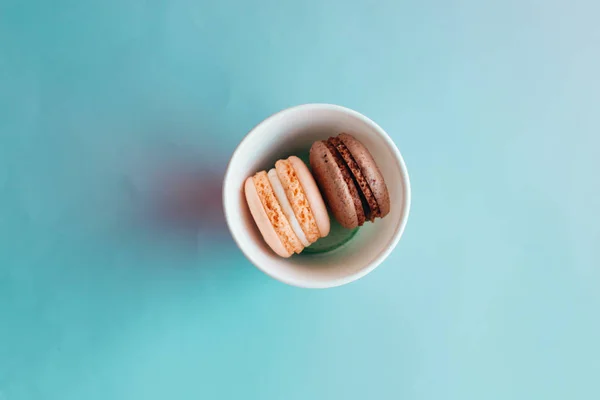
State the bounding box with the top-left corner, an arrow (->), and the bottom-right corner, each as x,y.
309,133 -> 390,229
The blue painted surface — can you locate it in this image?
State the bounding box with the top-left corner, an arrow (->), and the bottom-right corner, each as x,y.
1,1 -> 599,399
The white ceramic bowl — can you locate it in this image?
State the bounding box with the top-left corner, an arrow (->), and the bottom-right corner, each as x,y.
223,104 -> 411,288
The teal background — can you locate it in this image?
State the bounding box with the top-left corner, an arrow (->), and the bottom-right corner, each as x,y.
1,0 -> 599,399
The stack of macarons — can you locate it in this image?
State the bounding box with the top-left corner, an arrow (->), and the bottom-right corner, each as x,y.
244,133 -> 390,258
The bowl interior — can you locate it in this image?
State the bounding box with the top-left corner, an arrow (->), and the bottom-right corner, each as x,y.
223,105 -> 410,288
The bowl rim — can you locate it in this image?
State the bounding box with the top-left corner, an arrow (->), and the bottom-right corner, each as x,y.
222,103 -> 411,288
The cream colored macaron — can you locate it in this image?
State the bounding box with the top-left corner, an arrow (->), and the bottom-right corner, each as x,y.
244,156 -> 330,258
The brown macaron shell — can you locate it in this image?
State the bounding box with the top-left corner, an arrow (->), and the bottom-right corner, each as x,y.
338,133 -> 391,218
310,141 -> 363,229
328,136 -> 381,221
323,140 -> 366,227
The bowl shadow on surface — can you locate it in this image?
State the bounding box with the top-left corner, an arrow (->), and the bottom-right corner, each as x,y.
134,159 -> 232,250
113,126 -> 245,266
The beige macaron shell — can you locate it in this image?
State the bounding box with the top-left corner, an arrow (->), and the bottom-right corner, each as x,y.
338,133 -> 391,217
244,177 -> 292,258
252,171 -> 304,254
267,168 -> 310,247
288,156 -> 330,237
275,159 -> 321,243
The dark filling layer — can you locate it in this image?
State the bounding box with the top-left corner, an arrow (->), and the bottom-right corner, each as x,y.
323,140 -> 366,226
329,136 -> 381,221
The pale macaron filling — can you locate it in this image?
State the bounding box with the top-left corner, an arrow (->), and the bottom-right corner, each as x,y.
267,168 -> 310,247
